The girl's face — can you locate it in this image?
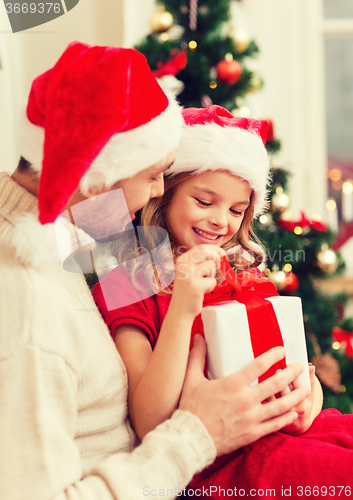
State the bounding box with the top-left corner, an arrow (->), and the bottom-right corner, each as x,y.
166,171 -> 252,252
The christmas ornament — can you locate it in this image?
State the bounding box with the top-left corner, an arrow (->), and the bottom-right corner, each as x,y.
189,0 -> 198,31
316,244 -> 338,274
150,6 -> 174,33
165,24 -> 185,41
332,327 -> 353,358
272,191 -> 290,213
268,268 -> 286,291
283,272 -> 299,293
198,4 -> 209,15
333,300 -> 345,323
201,95 -> 213,108
312,353 -> 341,393
217,55 -> 242,86
230,27 -> 251,53
247,73 -> 263,93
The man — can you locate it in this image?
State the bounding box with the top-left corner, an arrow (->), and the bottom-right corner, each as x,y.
0,42 -> 306,499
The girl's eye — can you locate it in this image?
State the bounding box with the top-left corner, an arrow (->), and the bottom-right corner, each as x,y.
230,208 -> 243,216
195,198 -> 212,207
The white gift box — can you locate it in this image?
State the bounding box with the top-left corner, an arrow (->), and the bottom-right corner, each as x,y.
202,296 -> 310,389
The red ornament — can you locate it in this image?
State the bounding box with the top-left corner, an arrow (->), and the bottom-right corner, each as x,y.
332,326 -> 353,358
217,59 -> 242,86
283,272 -> 299,293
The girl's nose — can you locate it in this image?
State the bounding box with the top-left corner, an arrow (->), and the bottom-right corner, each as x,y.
209,209 -> 227,228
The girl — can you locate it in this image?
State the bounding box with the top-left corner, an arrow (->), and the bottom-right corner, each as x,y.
93,105 -> 321,441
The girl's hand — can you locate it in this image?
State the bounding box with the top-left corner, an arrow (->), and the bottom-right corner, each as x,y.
274,364 -> 321,435
170,245 -> 226,319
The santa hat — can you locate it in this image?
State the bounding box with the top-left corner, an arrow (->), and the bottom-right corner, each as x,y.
167,105 -> 270,217
19,41 -> 183,224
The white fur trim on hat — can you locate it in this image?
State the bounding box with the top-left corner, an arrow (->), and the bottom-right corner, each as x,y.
11,213 -> 98,269
12,213 -> 60,269
80,94 -> 182,194
168,123 -> 271,217
17,93 -> 182,193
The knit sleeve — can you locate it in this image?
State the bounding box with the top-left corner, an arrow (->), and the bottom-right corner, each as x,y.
92,266 -> 162,348
0,346 -> 216,500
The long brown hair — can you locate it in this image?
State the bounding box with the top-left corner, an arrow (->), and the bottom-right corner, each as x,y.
116,171 -> 265,294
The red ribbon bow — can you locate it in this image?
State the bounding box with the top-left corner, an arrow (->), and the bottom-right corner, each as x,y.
192,257 -> 286,382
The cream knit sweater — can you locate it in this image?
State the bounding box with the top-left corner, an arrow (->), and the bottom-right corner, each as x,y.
0,172 -> 216,500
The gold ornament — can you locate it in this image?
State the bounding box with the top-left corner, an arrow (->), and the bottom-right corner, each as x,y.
316,244 -> 338,274
150,6 -> 174,33
268,268 -> 286,291
272,192 -> 290,212
199,5 -> 209,15
247,73 -> 263,93
230,27 -> 251,53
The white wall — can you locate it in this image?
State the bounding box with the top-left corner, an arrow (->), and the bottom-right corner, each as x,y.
0,0 -> 124,172
123,0 -> 155,47
239,0 -> 327,220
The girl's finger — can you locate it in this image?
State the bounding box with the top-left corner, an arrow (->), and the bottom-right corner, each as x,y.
194,245 -> 226,267
275,369 -> 291,398
253,362 -> 306,402
196,260 -> 217,278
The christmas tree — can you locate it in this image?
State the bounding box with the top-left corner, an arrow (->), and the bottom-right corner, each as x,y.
135,0 -> 353,413
254,167 -> 353,413
135,0 -> 268,116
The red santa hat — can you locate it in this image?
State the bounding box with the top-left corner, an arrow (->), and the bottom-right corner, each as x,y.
167,105 -> 270,217
19,41 -> 183,224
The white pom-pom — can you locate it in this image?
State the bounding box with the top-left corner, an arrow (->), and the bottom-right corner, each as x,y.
12,214 -> 60,268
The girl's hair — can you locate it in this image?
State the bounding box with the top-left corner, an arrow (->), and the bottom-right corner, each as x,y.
115,171 -> 265,294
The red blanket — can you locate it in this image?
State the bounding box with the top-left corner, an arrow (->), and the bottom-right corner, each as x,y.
188,409 -> 353,499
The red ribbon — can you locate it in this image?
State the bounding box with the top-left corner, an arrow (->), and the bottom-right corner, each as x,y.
279,211 -> 328,233
192,256 -> 286,382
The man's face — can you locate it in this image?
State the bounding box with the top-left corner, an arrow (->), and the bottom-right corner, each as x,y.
62,151 -> 174,242
113,151 -> 175,219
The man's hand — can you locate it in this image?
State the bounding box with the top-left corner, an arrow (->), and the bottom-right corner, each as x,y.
179,335 -> 310,456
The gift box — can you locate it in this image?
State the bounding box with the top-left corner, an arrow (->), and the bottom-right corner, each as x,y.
194,258 -> 310,389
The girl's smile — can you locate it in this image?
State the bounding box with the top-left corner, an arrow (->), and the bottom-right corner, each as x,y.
166,170 -> 252,252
